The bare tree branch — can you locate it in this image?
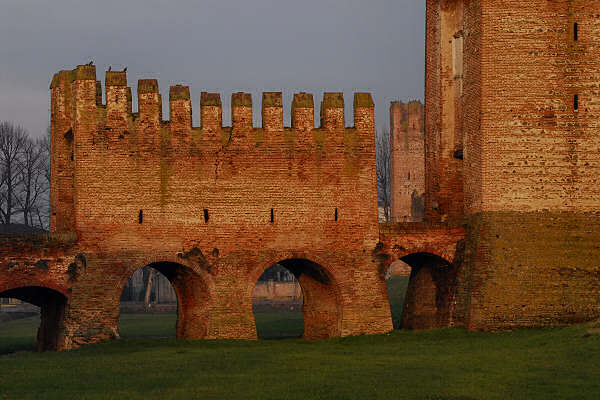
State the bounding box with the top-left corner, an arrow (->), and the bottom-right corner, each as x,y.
376,129 -> 391,222
0,122 -> 28,225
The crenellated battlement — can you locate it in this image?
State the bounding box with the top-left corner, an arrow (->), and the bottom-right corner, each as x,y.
49,64 -> 378,240
50,65 -> 374,140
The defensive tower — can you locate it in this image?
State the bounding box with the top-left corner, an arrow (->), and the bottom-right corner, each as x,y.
390,101 -> 425,222
426,0 -> 600,328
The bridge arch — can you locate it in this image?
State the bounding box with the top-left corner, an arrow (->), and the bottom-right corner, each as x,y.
0,285 -> 68,352
249,255 -> 343,340
117,258 -> 214,339
385,251 -> 457,330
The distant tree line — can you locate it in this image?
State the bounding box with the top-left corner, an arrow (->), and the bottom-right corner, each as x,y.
0,121 -> 50,230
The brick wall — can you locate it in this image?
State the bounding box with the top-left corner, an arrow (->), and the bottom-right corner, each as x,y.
425,0 -> 465,224
44,66 -> 400,347
0,233 -> 79,350
427,0 -> 600,329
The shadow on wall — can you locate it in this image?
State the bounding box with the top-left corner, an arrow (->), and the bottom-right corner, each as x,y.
399,253 -> 457,330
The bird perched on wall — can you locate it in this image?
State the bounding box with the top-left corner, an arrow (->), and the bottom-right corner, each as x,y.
108,66 -> 112,72
123,67 -> 127,72
87,61 -> 94,66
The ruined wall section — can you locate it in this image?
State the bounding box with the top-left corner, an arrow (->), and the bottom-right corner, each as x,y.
50,66 -> 379,255
390,101 -> 425,222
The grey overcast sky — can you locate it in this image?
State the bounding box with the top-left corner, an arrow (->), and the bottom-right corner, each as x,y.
0,0 -> 425,137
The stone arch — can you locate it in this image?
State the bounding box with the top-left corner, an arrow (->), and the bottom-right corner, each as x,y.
249,255 -> 343,340
394,252 -> 457,330
0,285 -> 68,351
117,258 -> 214,339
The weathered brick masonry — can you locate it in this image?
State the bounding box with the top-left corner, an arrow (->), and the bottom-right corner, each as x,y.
426,0 -> 600,329
0,64 -> 465,350
2,0 -> 599,351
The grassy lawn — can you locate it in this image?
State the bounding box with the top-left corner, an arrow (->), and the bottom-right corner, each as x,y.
0,313 -> 598,399
0,315 -> 40,354
118,311 -> 305,340
2,283 -> 598,400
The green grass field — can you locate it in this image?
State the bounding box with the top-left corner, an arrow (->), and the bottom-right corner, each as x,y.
0,278 -> 598,400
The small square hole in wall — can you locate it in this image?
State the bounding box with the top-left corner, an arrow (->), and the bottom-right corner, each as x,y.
203,209 -> 209,223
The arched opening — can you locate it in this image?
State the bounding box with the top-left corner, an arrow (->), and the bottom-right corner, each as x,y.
252,263 -> 304,339
384,260 -> 412,329
0,286 -> 67,352
388,252 -> 456,330
118,261 -> 209,340
252,258 -> 342,340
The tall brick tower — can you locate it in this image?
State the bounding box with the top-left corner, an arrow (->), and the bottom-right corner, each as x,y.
389,101 -> 425,222
426,0 -> 600,328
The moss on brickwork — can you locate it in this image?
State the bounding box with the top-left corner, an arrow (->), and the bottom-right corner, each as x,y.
463,211 -> 600,330
232,92 -> 252,107
75,66 -> 96,81
262,92 -> 282,108
201,92 -> 221,106
343,129 -> 359,176
221,128 -> 232,146
292,93 -> 314,109
312,129 -> 326,152
353,93 -> 374,108
105,71 -> 127,86
169,85 -> 190,101
138,79 -> 159,94
50,73 -> 61,89
159,128 -> 172,207
322,93 -> 344,109
254,128 -> 265,147
283,128 -> 296,151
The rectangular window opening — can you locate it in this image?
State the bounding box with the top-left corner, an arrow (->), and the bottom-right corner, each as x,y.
574,23 -> 578,41
203,209 -> 209,223
270,208 -> 274,223
574,94 -> 579,111
138,210 -> 143,224
334,208 -> 338,222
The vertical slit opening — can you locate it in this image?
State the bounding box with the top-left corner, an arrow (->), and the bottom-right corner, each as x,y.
138,210 -> 143,224
334,208 -> 338,222
574,22 -> 578,41
270,208 -> 274,223
574,94 -> 579,111
203,209 -> 209,223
